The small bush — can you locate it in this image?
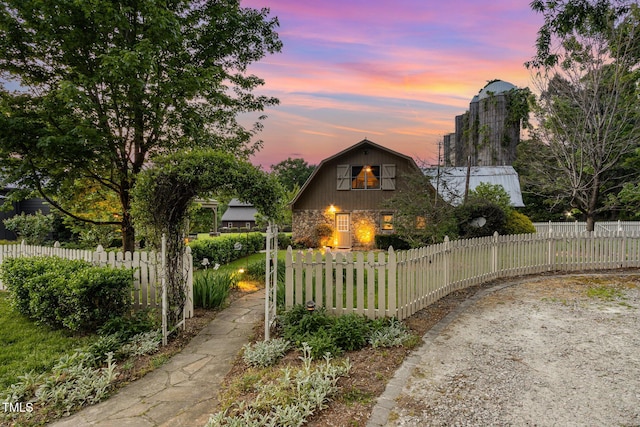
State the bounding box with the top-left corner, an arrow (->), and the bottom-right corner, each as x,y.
368,318 -> 412,348
314,223 -> 334,247
207,343 -> 351,427
504,210 -> 536,235
329,313 -> 370,351
246,259 -> 285,283
242,338 -> 291,367
282,306 -> 334,345
193,270 -> 237,309
98,309 -> 159,340
277,233 -> 292,249
455,200 -> 507,238
374,234 -> 411,250
2,210 -> 54,245
119,330 -> 162,357
304,329 -> 341,359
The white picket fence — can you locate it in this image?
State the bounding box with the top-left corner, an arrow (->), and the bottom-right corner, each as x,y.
533,220 -> 640,234
285,231 -> 640,321
0,241 -> 193,317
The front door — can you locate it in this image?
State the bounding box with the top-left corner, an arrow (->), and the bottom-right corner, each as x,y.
335,213 -> 351,249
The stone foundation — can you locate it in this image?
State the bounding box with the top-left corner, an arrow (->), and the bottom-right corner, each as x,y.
292,209 -> 388,249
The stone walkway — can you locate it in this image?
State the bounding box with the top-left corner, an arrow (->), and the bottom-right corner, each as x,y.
48,289 -> 265,427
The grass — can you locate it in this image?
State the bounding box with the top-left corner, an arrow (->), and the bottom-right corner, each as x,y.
0,292 -> 99,390
586,285 -> 626,301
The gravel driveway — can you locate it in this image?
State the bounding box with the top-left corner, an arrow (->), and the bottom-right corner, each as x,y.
375,274 -> 640,427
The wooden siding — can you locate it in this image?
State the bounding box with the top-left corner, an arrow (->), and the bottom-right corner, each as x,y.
293,143 -> 420,211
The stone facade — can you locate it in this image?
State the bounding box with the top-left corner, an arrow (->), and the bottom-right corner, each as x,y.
292,209 -> 391,249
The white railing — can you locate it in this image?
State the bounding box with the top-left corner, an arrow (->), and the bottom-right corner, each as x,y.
0,241 -> 193,317
533,220 -> 640,234
284,231 -> 640,320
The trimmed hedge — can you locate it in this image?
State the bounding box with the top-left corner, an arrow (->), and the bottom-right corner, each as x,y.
375,234 -> 411,250
189,232 -> 265,266
1,256 -> 133,332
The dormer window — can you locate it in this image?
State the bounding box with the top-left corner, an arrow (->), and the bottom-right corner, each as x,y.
337,164 -> 396,190
352,165 -> 380,189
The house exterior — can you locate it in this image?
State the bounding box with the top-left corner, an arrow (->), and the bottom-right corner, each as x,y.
0,188 -> 51,240
424,166 -> 524,207
291,139 -> 423,249
220,198 -> 258,231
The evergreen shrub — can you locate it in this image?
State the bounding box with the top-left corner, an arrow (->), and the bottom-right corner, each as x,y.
0,256 -> 132,332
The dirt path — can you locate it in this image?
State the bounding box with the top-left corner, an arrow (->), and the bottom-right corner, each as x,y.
384,275 -> 640,426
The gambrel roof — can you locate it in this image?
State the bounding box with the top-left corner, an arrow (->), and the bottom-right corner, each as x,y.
291,138 -> 420,206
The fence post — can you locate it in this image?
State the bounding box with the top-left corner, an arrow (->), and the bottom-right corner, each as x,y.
184,246 -> 193,319
388,247 -> 396,318
492,232 -> 498,277
161,234 -> 168,346
285,247 -> 294,309
547,230 -> 554,271
443,236 -> 450,290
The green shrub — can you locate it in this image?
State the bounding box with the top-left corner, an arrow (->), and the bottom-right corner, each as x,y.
193,270 -> 237,309
374,234 -> 411,250
2,210 -> 54,245
98,308 -> 159,340
65,267 -> 134,331
189,233 -> 265,266
504,210 -> 536,235
1,256 -> 64,315
0,256 -> 132,332
277,232 -> 292,249
304,329 -> 341,359
454,200 -> 507,238
329,313 -> 370,351
246,259 -> 285,283
282,306 -> 334,348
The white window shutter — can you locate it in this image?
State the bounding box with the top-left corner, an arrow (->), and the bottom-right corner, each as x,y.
381,164 -> 396,190
337,165 -> 351,190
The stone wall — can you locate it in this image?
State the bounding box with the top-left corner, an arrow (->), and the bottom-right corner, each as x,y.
292,209 -> 388,249
292,210 -> 333,247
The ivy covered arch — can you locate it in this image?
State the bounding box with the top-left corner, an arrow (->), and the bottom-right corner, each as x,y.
132,148 -> 283,330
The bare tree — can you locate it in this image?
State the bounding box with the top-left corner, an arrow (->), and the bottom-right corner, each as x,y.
527,1 -> 640,231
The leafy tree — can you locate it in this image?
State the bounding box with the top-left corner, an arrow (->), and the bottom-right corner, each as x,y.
468,183 -> 512,213
381,171 -> 457,247
271,158 -> 316,192
132,148 -> 283,329
0,0 -> 282,251
514,139 -> 573,221
526,1 -> 640,231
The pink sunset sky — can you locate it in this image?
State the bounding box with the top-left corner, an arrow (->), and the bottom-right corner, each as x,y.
240,0 -> 545,170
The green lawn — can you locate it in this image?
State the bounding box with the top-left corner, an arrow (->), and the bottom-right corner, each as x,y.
0,292 -> 99,390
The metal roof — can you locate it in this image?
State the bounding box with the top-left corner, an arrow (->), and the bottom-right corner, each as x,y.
476,80 -> 517,100
424,166 -> 525,207
221,199 -> 258,222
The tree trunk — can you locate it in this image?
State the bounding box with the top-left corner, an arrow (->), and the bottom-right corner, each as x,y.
585,176 -> 600,233
121,211 -> 136,253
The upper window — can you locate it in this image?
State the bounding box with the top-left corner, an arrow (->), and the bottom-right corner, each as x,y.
351,165 -> 380,189
337,164 -> 395,190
